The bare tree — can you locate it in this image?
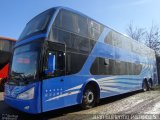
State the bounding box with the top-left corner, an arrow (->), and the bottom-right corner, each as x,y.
145,24 -> 160,54
126,22 -> 160,54
126,22 -> 145,42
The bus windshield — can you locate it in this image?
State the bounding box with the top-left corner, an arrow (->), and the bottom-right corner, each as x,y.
19,8 -> 56,40
9,42 -> 41,85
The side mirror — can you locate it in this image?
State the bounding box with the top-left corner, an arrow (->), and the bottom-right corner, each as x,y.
45,53 -> 55,75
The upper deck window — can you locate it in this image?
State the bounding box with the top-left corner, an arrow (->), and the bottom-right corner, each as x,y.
54,10 -> 76,33
19,8 -> 56,41
54,9 -> 89,38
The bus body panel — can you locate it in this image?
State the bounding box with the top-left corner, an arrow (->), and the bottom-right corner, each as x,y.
42,75 -> 84,112
4,82 -> 41,114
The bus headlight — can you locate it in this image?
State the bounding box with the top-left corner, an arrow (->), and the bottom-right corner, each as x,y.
17,87 -> 35,100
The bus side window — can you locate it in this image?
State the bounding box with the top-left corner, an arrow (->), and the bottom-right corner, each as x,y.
44,51 -> 65,78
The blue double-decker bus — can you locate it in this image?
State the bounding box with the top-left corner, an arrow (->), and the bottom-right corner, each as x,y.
4,7 -> 158,114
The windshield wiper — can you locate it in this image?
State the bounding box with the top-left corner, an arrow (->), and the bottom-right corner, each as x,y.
11,72 -> 29,85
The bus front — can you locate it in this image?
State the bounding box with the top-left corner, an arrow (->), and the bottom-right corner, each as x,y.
4,8 -> 57,114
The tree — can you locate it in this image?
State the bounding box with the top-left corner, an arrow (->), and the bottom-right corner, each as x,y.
126,22 -> 145,42
145,24 -> 160,54
126,22 -> 160,54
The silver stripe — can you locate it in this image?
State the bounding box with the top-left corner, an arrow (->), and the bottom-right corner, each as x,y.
99,79 -> 142,84
64,84 -> 82,92
101,86 -> 127,93
100,83 -> 139,88
46,90 -> 81,102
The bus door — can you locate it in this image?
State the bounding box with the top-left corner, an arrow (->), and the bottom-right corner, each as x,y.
42,43 -> 66,112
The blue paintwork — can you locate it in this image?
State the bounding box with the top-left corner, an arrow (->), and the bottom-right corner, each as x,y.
4,7 -> 158,114
15,33 -> 47,47
4,82 -> 42,114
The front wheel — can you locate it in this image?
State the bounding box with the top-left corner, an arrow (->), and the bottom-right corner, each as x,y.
81,86 -> 97,109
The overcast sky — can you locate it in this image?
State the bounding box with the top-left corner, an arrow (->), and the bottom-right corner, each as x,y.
0,0 -> 160,39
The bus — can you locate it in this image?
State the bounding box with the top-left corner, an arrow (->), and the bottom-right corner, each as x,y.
4,7 -> 158,114
0,36 -> 16,90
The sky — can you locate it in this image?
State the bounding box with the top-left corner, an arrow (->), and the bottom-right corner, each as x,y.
0,0 -> 160,40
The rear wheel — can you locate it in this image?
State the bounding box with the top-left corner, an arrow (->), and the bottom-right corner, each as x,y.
148,79 -> 153,90
142,80 -> 148,92
81,86 -> 97,109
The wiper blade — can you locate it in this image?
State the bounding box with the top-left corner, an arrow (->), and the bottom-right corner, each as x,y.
11,72 -> 29,84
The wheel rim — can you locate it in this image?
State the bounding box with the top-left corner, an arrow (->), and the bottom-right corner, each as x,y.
87,91 -> 94,104
84,90 -> 94,104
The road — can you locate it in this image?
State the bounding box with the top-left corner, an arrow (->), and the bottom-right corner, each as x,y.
0,90 -> 160,120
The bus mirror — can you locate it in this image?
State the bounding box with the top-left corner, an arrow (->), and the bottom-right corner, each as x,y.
45,54 -> 55,75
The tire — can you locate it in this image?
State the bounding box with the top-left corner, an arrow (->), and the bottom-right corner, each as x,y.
81,85 -> 97,109
148,79 -> 153,90
142,80 -> 148,92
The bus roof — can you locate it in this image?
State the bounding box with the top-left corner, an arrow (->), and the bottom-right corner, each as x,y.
0,36 -> 16,42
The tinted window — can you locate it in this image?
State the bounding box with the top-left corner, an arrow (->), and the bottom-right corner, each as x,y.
90,58 -> 142,75
55,9 -> 104,40
61,10 -> 76,32
58,29 -> 70,44
19,8 -> 55,40
88,20 -> 104,40
49,28 -> 91,54
44,51 -> 65,78
99,58 -> 110,75
55,10 -> 89,38
76,15 -> 88,37
49,27 -> 71,44
66,52 -> 87,75
90,58 -> 112,75
68,34 -> 89,54
54,10 -> 76,33
90,39 -> 96,51
90,58 -> 99,75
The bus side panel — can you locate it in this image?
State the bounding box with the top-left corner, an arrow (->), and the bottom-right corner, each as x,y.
42,77 -> 65,112
42,76 -> 85,112
96,76 -> 142,99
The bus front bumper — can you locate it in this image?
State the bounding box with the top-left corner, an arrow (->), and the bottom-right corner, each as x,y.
4,95 -> 41,114
4,82 -> 42,114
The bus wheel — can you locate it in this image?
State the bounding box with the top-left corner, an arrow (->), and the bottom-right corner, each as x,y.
81,85 -> 96,109
148,79 -> 153,90
142,80 -> 148,92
